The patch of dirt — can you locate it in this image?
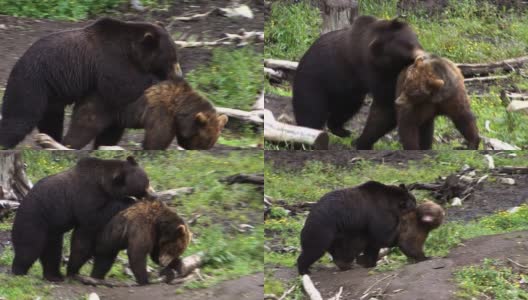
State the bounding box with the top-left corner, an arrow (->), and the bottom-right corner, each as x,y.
0,0 -> 263,150
49,273 -> 263,300
271,231 -> 528,300
265,150 -> 431,171
447,173 -> 528,222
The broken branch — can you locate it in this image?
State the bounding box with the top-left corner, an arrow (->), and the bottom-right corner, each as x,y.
302,274 -> 323,300
264,109 -> 329,150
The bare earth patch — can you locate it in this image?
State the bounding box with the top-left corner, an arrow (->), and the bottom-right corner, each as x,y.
271,231 -> 528,300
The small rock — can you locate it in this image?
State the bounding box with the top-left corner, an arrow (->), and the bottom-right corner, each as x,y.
461,164 -> 471,172
459,175 -> 474,183
88,293 -> 100,300
499,178 -> 515,185
509,153 -> 517,157
451,197 -> 462,206
468,170 -> 476,177
0,24 -> 6,30
508,206 -> 520,214
220,5 -> 254,19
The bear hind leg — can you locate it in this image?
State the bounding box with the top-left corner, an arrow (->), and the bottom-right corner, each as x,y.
356,103 -> 397,150
451,110 -> 480,150
37,104 -> 65,143
66,229 -> 95,277
292,88 -> 328,130
40,233 -> 64,282
91,251 -> 119,280
327,95 -> 364,138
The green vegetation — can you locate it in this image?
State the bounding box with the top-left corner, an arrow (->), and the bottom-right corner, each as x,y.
455,259 -> 528,300
264,151 -> 528,298
0,150 -> 263,299
265,0 -> 528,150
0,0 -> 123,21
186,48 -> 264,148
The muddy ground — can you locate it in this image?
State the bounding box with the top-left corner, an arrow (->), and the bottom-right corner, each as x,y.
271,231 -> 528,300
0,0 -> 264,150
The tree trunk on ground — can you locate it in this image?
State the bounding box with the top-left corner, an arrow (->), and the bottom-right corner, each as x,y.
318,0 -> 358,34
0,152 -> 32,201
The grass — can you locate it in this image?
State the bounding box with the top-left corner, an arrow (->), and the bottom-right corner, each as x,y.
0,150 -> 263,299
264,151 -> 528,298
0,0 -> 123,21
455,259 -> 528,299
265,0 -> 528,150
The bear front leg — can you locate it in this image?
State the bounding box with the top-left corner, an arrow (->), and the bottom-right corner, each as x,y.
419,119 -> 435,150
451,110 -> 480,150
127,239 -> 152,285
356,102 -> 397,150
356,244 -> 381,268
37,103 -> 66,143
67,228 -> 96,277
398,117 -> 422,150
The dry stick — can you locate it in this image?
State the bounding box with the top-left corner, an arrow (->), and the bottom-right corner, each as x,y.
359,274 -> 396,300
278,284 -> 297,300
171,8 -> 219,21
155,187 -> 195,203
329,286 -> 343,300
302,274 -> 323,300
463,74 -> 512,84
494,166 -> 528,174
507,258 -> 528,269
264,109 -> 329,150
174,31 -> 263,48
480,135 -> 520,150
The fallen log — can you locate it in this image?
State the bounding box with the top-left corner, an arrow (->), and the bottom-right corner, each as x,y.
264,109 -> 329,150
155,187 -> 195,203
463,74 -> 512,84
175,30 -> 263,48
35,133 -> 127,151
216,107 -> 264,125
456,56 -> 528,77
263,55 -> 528,80
493,167 -> 528,175
480,135 -> 520,150
220,173 -> 264,185
302,274 -> 323,300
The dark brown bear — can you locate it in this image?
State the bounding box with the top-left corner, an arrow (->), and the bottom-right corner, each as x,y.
63,78 -> 228,150
90,200 -> 192,285
395,54 -> 480,149
11,156 -> 155,282
297,181 -> 417,274
292,16 -> 424,149
0,17 -> 180,149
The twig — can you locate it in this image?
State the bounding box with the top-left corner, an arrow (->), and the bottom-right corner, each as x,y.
507,258 -> 528,269
171,9 -> 219,22
328,286 -> 343,300
360,274 -> 396,300
278,284 -> 297,300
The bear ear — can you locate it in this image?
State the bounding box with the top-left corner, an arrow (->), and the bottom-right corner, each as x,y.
428,78 -> 445,90
399,183 -> 407,190
217,115 -> 228,129
126,156 -> 138,166
195,112 -> 208,124
415,55 -> 425,65
390,18 -> 406,29
141,31 -> 159,48
368,38 -> 384,57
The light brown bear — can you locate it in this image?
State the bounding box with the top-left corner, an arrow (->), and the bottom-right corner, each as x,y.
395,53 -> 480,150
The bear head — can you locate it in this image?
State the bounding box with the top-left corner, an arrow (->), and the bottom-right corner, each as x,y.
177,112 -> 228,150
396,54 -> 445,106
157,212 -> 192,268
107,156 -> 156,200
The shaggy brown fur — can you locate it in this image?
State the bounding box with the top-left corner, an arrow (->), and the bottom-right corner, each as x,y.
397,200 -> 445,261
63,78 -> 228,150
91,200 -> 192,285
395,53 -> 480,150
